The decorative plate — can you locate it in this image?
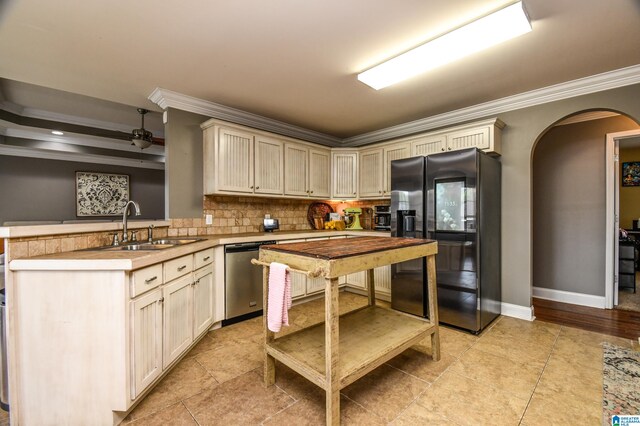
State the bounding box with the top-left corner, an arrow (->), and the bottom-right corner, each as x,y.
307,202 -> 333,229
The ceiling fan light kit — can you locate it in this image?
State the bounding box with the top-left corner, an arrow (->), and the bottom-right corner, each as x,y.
358,1 -> 532,90
131,108 -> 153,149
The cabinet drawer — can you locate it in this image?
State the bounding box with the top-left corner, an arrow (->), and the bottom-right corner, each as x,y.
164,254 -> 194,282
194,248 -> 214,270
131,264 -> 164,298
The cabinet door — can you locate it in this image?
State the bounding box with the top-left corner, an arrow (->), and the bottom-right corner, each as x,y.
217,127 -> 254,193
332,152 -> 358,199
131,288 -> 163,399
410,135 -> 447,156
163,274 -> 194,368
284,144 -> 309,196
383,144 -> 410,194
193,266 -> 214,338
447,126 -> 490,151
359,148 -> 383,198
255,136 -> 284,195
308,148 -> 331,198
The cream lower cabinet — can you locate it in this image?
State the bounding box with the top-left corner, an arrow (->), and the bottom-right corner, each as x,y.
162,274 -> 194,368
131,288 -> 163,399
193,265 -> 215,337
131,250 -> 215,398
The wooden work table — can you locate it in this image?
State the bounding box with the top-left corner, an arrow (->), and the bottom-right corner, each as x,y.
255,236 -> 440,425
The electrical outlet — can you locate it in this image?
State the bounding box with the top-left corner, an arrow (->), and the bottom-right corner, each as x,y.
205,214 -> 213,225
265,214 -> 270,219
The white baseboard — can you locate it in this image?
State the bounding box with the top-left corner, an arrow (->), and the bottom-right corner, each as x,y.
501,302 -> 535,321
532,286 -> 605,309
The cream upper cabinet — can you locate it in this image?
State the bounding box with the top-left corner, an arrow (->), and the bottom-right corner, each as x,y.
284,144 -> 331,198
215,126 -> 254,193
358,148 -> 383,198
254,136 -> 284,195
203,124 -> 283,196
332,151 -> 358,199
411,134 -> 447,156
203,117 -> 504,200
308,148 -> 331,198
409,119 -> 504,157
383,143 -> 410,195
284,143 -> 309,197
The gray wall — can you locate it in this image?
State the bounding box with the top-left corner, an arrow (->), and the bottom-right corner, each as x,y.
532,116 -> 639,297
497,84 -> 640,307
164,84 -> 640,309
165,108 -> 209,218
0,156 -> 164,224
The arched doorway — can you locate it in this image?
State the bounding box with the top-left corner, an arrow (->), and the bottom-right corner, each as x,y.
531,110 -> 640,310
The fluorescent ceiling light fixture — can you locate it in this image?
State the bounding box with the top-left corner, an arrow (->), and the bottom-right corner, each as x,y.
358,1 -> 531,90
51,130 -> 64,135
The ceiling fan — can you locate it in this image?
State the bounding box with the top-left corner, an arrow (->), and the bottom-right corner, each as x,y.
131,108 -> 153,149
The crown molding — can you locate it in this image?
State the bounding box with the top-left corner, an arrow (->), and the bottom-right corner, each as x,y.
150,65 -> 640,147
554,111 -> 620,127
342,64 -> 640,146
0,144 -> 164,170
148,88 -> 342,146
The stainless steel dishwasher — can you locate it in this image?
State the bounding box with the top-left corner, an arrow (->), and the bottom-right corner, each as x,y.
223,241 -> 275,325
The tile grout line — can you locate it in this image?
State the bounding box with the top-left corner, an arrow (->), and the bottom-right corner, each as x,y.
517,325 -> 562,425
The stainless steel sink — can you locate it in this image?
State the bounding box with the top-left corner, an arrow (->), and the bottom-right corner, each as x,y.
149,238 -> 205,245
87,238 -> 205,251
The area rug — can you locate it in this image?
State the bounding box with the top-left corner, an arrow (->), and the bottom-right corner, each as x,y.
603,343 -> 640,424
617,288 -> 640,313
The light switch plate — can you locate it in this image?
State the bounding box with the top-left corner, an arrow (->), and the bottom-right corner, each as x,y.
205,214 -> 213,225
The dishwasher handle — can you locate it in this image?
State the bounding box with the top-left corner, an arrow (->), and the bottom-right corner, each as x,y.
224,241 -> 276,253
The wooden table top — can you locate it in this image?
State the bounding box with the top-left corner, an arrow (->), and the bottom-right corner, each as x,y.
261,236 -> 434,260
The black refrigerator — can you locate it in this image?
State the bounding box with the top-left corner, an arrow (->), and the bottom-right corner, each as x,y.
390,148 -> 501,333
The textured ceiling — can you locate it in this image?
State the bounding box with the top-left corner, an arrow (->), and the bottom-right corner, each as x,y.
0,0 -> 638,138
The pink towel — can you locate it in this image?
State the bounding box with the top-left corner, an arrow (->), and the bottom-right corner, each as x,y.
267,262 -> 292,332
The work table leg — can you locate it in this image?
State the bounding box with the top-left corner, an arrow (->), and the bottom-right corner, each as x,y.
426,255 -> 441,361
366,268 -> 376,306
263,266 -> 276,386
325,277 -> 340,425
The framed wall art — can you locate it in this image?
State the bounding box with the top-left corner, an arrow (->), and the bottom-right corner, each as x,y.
76,172 -> 130,216
622,162 -> 640,187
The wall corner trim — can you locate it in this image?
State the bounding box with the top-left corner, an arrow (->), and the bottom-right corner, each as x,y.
501,302 -> 535,321
532,286 -> 606,309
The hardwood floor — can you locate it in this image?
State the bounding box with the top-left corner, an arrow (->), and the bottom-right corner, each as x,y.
533,297 -> 640,340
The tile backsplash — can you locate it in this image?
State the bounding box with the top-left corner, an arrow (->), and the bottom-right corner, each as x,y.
167,196 -> 390,236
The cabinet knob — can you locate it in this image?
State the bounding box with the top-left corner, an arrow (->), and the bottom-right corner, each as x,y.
353,192 -> 356,195
379,190 -> 382,194
310,190 -> 313,194
448,147 -> 451,150
159,297 -> 164,304
178,265 -> 187,271
441,148 -> 445,151
256,186 -> 259,189
250,186 -> 254,189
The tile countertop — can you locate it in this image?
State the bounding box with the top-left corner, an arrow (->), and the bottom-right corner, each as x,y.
9,229 -> 390,272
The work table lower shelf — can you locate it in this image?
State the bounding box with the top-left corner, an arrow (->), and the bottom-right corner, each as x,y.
267,305 -> 436,390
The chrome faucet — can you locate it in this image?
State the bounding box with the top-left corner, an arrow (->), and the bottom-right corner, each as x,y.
122,200 -> 141,243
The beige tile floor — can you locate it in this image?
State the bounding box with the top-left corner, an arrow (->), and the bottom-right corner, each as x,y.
117,291 -> 634,426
